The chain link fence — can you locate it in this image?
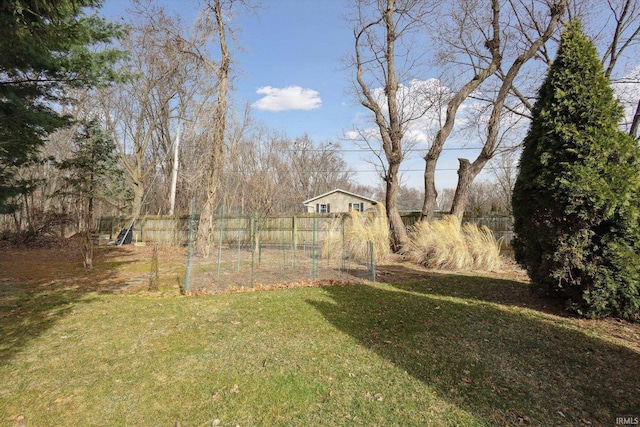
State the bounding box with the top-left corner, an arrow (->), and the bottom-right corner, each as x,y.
182,214 -> 380,293
99,210 -> 511,293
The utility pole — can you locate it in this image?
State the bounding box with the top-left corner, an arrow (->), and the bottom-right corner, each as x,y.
169,126 -> 180,216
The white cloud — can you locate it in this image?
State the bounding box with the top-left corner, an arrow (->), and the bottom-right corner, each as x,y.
344,130 -> 360,140
252,86 -> 322,112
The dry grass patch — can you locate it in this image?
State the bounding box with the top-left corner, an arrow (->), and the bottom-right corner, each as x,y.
404,215 -> 502,271
322,204 -> 390,264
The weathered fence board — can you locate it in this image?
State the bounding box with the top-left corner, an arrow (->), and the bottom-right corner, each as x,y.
98,212 -> 514,247
399,211 -> 514,247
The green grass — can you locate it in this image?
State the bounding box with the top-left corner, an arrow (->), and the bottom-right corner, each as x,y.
1,276 -> 639,426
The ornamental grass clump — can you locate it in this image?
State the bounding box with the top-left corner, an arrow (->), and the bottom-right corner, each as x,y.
322,204 -> 390,264
463,221 -> 503,270
404,215 -> 501,271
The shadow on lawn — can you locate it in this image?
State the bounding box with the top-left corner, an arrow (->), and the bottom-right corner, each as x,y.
309,280 -> 640,425
389,268 -> 570,317
0,246 -> 144,363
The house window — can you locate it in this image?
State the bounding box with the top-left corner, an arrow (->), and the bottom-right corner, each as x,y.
316,203 -> 330,213
349,202 -> 363,212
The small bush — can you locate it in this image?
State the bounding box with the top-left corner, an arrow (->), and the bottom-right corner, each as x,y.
404,215 -> 501,271
323,204 -> 390,264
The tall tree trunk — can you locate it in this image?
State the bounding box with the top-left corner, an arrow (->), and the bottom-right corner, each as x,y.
80,231 -> 93,269
169,127 -> 180,216
24,195 -> 34,234
79,198 -> 94,270
420,0 -> 502,222
131,179 -> 144,218
352,0 -> 411,252
449,157 -> 487,220
196,0 -> 230,256
422,144 -> 442,222
383,0 -> 408,251
386,161 -> 407,252
449,0 -> 565,220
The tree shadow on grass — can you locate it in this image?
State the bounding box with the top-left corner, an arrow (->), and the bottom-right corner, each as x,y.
0,245 -> 147,363
385,268 -> 571,317
308,282 -> 640,425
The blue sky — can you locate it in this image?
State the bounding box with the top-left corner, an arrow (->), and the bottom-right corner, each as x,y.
235,0 -> 356,141
100,0 -> 483,191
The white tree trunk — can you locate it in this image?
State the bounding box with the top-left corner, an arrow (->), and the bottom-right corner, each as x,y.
169,127 -> 180,216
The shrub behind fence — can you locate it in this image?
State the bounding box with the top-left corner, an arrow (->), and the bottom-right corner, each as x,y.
98,212 -> 514,247
99,212 -> 511,292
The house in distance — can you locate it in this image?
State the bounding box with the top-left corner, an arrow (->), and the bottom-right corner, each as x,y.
303,189 -> 378,214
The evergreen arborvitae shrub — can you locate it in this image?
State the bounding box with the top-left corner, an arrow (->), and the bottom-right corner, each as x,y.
512,21 -> 640,320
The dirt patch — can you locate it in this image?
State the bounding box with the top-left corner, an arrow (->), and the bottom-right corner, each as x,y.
0,240 -> 182,294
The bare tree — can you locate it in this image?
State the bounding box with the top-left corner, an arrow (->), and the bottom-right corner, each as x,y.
98,0 -> 208,218
395,184 -> 423,211
448,0 -> 567,219
222,123 -> 357,215
420,0 -> 502,222
350,0 -> 439,251
437,187 -> 455,212
195,0 -> 233,256
287,134 -> 355,203
464,180 -> 504,215
443,0 -> 640,219
598,0 -> 640,79
488,148 -> 518,214
598,0 -> 640,139
224,128 -> 289,216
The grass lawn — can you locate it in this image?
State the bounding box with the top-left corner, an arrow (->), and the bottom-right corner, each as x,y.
1,247 -> 639,426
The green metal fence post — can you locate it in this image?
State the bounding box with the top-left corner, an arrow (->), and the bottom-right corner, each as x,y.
341,214 -> 346,272
237,215 -> 241,272
258,223 -> 262,265
312,215 -> 317,281
281,216 -> 286,272
291,215 -> 296,269
184,198 -> 195,293
216,205 -> 224,280
369,240 -> 376,282
250,216 -> 255,288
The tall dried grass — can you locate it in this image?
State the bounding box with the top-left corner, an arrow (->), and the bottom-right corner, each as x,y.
404,215 -> 502,271
322,204 -> 390,264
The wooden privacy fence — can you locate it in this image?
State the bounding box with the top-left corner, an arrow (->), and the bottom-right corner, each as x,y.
98,215 -> 193,245
464,215 -> 514,247
97,214 -> 339,246
399,212 -> 514,247
98,212 -> 514,247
